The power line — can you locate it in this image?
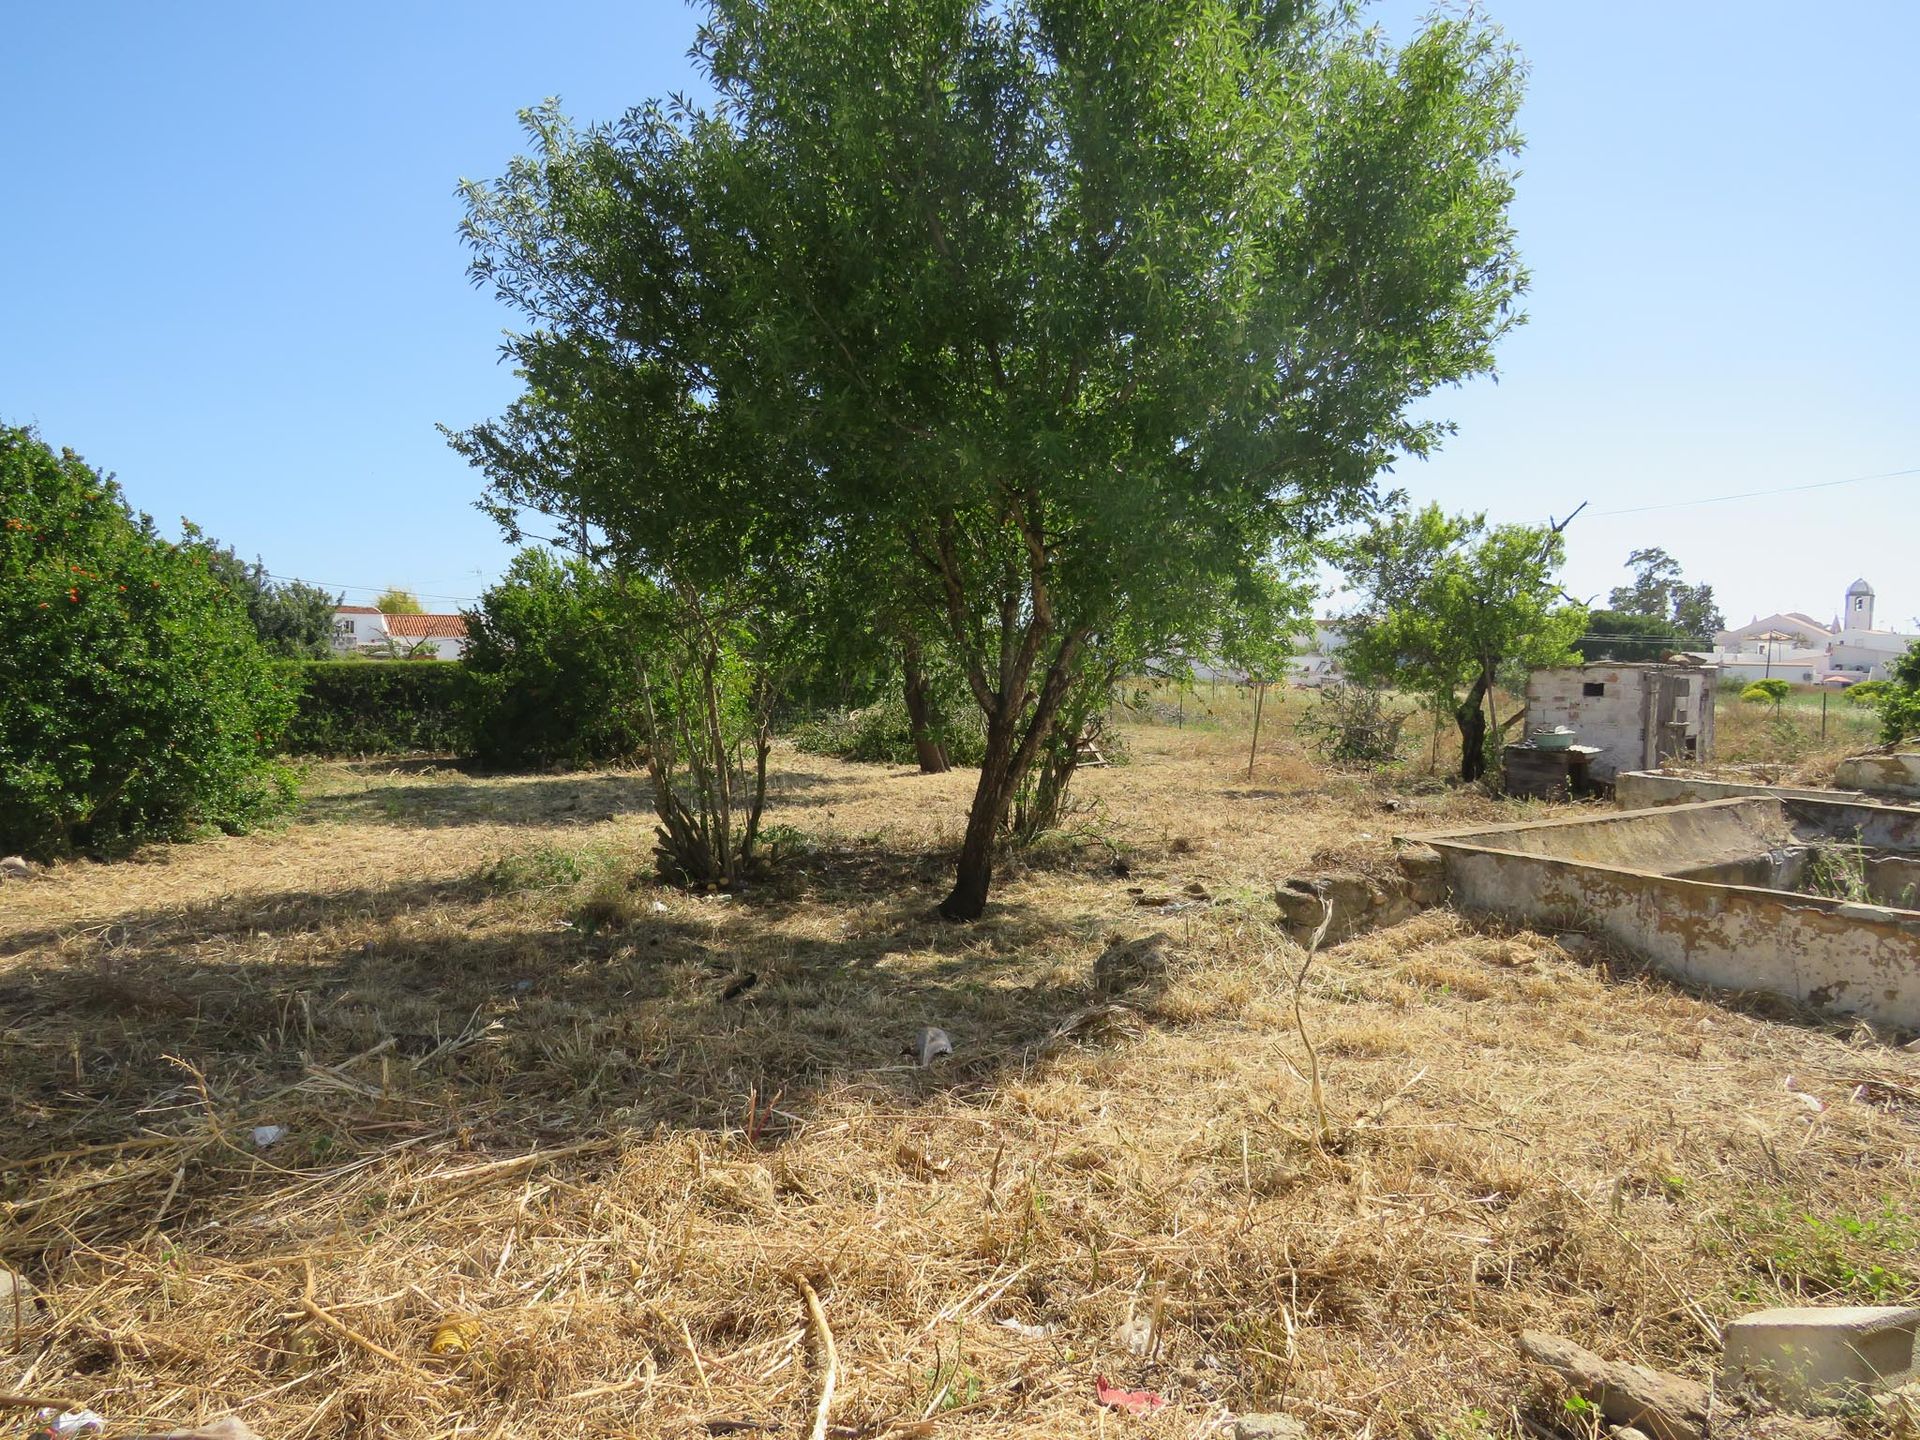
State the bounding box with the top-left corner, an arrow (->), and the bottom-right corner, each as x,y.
1596,464 -> 1920,517
262,572 -> 480,607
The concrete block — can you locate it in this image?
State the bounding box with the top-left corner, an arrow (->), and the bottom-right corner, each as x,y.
1721,1305 -> 1920,1408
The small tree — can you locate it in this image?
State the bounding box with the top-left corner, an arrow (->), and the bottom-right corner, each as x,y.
1843,679 -> 1889,707
1,425 -> 294,857
453,0 -> 1530,918
1740,678 -> 1792,714
374,587 -> 424,615
463,549 -> 651,769
1337,505 -> 1586,782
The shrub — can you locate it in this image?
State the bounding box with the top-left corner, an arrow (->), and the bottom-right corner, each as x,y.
1880,645 -> 1920,745
0,425 -> 295,858
461,550 -> 650,769
1740,679 -> 1792,708
278,661 -> 468,755
1843,679 -> 1889,706
1295,682 -> 1413,767
790,692 -> 987,768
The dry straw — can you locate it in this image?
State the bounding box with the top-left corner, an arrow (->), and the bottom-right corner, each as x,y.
3,710 -> 1916,1437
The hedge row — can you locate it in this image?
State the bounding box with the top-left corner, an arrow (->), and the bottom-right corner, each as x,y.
276,661 -> 468,756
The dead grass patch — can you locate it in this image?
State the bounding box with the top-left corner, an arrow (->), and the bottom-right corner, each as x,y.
3,720 -> 1917,1438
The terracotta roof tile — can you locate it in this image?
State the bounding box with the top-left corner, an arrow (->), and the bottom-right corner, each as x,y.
384,613 -> 468,639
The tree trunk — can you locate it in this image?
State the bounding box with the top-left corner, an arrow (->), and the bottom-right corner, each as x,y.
940,711 -> 1018,920
901,635 -> 949,774
1456,673 -> 1491,783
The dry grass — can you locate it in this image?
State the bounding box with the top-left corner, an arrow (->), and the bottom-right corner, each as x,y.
1709,690 -> 1883,785
4,719 -> 1918,1440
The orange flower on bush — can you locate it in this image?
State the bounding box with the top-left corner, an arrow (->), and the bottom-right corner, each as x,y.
69,587 -> 80,601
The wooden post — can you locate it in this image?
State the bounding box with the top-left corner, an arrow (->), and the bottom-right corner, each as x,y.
1247,680 -> 1266,780
1822,690 -> 1829,739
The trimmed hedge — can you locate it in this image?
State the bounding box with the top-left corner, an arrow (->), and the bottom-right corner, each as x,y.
277,661 -> 469,756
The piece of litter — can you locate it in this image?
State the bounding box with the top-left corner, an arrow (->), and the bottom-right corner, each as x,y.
1783,1076 -> 1826,1113
250,1125 -> 287,1149
429,1317 -> 481,1356
1094,1375 -> 1164,1415
512,979 -> 534,993
1115,1314 -> 1153,1356
995,1317 -> 1054,1340
126,1421 -> 264,1440
40,1411 -> 107,1437
650,900 -> 669,913
914,1026 -> 954,1067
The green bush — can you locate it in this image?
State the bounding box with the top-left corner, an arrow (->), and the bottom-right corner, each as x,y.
1843,679 -> 1890,706
790,691 -> 987,767
1880,645 -> 1920,745
461,550 -> 650,769
1740,679 -> 1793,706
277,661 -> 468,755
1,425 -> 295,858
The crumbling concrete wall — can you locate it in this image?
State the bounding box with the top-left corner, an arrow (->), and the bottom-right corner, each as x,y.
1618,757 -> 1920,812
1273,853 -> 1444,947
1781,794 -> 1920,852
1418,797 -> 1796,876
1616,772 -> 1851,810
1409,802 -> 1920,1029
1833,753 -> 1920,800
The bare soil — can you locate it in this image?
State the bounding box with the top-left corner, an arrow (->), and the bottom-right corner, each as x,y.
3,710 -> 1916,1439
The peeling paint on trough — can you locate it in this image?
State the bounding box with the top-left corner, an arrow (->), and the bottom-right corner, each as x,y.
1400,797 -> 1920,1031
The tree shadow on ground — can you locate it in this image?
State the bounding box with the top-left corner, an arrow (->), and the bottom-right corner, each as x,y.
0,841 -> 1131,1261
292,768 -> 866,831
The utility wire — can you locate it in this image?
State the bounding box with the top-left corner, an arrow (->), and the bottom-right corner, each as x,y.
261,572 -> 480,606
1596,464 -> 1920,517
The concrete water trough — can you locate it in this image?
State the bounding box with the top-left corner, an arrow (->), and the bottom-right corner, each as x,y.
1399,794 -> 1920,1030
1615,752 -> 1920,811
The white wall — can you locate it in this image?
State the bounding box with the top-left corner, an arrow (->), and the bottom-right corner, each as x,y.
330,611 -> 389,654
1712,654 -> 1824,686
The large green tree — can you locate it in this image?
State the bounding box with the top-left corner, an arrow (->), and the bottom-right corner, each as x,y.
180,525 -> 340,659
1574,608 -> 1694,663
1337,504 -> 1585,782
1608,547 -> 1724,645
451,0 -> 1530,917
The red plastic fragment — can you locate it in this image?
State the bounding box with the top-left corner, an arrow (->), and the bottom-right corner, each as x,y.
1095,1375 -> 1165,1415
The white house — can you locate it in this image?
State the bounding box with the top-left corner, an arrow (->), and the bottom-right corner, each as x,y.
1705,579 -> 1914,683
330,605 -> 385,653
1286,618 -> 1348,686
329,605 -> 469,661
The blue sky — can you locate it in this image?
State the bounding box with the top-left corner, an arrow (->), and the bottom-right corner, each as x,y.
4,2 -> 1916,629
